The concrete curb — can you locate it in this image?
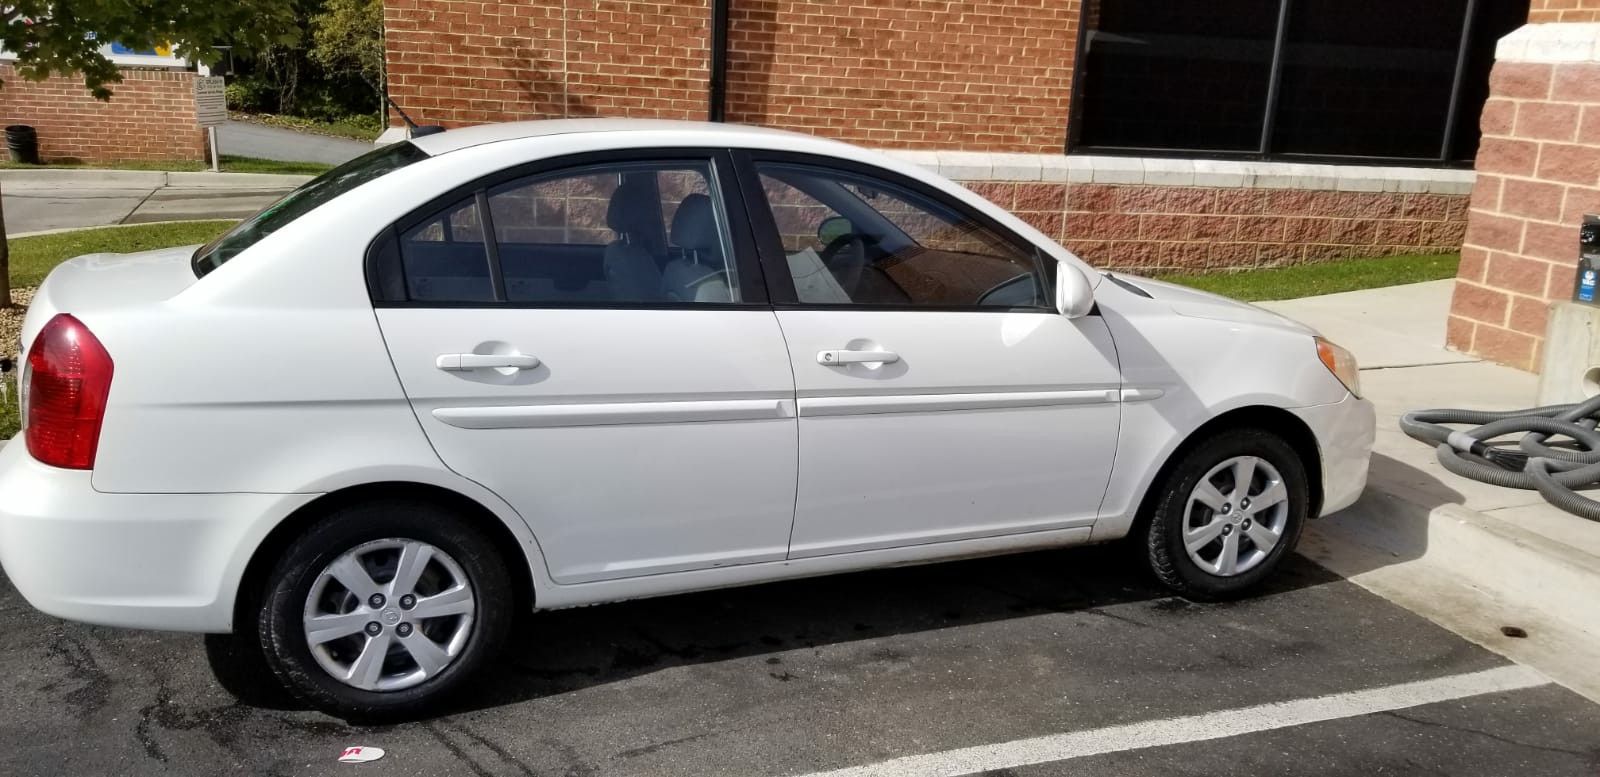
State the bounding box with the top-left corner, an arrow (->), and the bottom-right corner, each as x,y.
7,218 -> 242,240
1305,482 -> 1600,702
0,168 -> 313,190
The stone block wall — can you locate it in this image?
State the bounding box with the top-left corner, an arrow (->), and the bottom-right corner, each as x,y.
1448,23 -> 1600,370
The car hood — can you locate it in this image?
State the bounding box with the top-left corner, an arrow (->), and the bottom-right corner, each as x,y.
1108,274 -> 1316,335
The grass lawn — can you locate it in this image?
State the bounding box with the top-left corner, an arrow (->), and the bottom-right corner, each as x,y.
0,155 -> 333,176
7,221 -> 235,288
1156,252 -> 1461,302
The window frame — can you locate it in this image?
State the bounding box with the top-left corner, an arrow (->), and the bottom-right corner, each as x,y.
731,149 -> 1059,314
366,147 -> 771,309
1066,0 -> 1497,167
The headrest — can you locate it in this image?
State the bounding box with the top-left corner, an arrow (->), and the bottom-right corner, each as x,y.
606,177 -> 657,235
670,194 -> 722,255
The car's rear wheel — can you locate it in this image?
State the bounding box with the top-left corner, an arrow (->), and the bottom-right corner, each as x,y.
1143,428 -> 1310,599
256,499 -> 513,719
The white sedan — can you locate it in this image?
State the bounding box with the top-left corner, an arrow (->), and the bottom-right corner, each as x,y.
0,120 -> 1373,718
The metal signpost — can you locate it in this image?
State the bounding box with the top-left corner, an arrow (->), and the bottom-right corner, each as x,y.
194,75 -> 227,172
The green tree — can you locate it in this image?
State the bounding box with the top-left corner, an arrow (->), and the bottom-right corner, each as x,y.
310,0 -> 385,118
0,1 -> 298,308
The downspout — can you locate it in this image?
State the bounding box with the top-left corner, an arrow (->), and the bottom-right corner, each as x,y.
708,0 -> 730,121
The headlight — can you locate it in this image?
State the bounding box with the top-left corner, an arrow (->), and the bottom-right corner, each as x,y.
1316,337 -> 1360,397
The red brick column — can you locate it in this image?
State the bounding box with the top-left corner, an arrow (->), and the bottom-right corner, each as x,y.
1529,2 -> 1600,23
1448,25 -> 1600,370
0,65 -> 205,163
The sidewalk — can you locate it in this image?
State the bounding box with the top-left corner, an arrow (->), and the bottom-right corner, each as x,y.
1263,281 -> 1600,703
1,169 -> 313,235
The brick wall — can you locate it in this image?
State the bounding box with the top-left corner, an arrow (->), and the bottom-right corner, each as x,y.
954,181 -> 1466,274
384,0 -> 1077,152
0,65 -> 204,162
724,0 -> 1079,152
384,0 -> 710,126
1448,29 -> 1600,370
1529,1 -> 1600,22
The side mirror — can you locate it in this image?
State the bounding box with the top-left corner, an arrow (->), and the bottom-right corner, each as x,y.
1055,262 -> 1095,319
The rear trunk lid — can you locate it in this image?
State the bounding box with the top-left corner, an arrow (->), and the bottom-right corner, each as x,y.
18,245 -> 201,352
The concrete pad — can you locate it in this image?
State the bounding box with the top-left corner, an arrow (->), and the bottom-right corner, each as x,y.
125,189 -> 292,223
1,187 -> 155,232
0,168 -> 167,189
165,171 -> 314,189
1481,502 -> 1600,558
1259,280 -> 1476,368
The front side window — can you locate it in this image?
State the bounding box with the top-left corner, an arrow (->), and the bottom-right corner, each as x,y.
194,141 -> 429,276
755,163 -> 1048,309
380,159 -> 742,305
1072,0 -> 1531,164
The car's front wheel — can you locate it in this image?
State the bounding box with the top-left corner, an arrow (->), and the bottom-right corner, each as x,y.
256,499 -> 513,719
1143,428 -> 1310,599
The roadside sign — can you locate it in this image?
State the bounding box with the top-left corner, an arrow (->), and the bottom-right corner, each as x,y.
194,76 -> 226,127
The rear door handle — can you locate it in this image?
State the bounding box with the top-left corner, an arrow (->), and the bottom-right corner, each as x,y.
818,349 -> 900,365
436,353 -> 541,371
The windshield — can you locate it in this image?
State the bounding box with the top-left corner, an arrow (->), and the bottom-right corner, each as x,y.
191,141 -> 430,277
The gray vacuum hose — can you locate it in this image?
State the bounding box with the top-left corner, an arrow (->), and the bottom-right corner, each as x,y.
1399,395 -> 1600,521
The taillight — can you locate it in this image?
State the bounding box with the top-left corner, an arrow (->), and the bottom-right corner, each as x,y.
25,314 -> 114,469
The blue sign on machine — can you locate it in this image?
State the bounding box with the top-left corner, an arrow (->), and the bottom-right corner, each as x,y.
1580,216 -> 1600,306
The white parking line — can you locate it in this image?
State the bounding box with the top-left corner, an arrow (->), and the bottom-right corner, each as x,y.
792,665 -> 1550,777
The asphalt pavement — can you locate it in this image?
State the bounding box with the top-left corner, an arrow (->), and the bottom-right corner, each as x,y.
216,120 -> 373,166
2,545 -> 1596,776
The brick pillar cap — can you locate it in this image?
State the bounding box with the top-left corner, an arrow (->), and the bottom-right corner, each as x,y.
1499,22 -> 1600,63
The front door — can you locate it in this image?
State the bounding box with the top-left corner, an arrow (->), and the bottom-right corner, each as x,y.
373,152 -> 798,584
739,155 -> 1122,558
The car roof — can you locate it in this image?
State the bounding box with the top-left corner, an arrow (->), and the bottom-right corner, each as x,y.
407,118 -> 846,156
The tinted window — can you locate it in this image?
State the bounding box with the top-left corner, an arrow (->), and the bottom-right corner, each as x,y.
1076,0 -> 1278,153
1274,0 -> 1466,159
399,196 -> 494,302
194,141 -> 428,276
1072,0 -> 1530,163
755,163 -> 1048,308
381,159 -> 741,305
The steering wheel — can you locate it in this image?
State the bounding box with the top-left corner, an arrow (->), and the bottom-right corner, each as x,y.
818,232 -> 874,293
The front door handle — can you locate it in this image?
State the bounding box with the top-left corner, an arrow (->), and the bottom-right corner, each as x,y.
436,353 -> 541,371
818,349 -> 900,366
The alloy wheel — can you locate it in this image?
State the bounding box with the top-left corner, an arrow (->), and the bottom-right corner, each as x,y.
1182,455 -> 1291,577
301,538 -> 476,692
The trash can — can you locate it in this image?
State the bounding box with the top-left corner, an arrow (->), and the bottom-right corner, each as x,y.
5,125 -> 40,164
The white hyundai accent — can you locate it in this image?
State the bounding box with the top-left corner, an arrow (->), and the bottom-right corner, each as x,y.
0,120 -> 1373,717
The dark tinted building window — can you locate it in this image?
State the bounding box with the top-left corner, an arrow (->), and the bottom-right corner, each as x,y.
1071,0 -> 1531,164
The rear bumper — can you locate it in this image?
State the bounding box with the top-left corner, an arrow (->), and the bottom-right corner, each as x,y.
1291,393 -> 1376,517
0,441 -> 317,632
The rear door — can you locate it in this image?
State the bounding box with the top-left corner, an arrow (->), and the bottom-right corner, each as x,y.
736,153 -> 1123,558
371,150 -> 799,584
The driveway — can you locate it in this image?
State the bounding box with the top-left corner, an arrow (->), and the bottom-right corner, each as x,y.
2,547 -> 1596,776
216,120 -> 373,166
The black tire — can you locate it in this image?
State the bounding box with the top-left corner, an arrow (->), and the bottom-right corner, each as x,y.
1143,428 -> 1310,599
256,499 -> 513,720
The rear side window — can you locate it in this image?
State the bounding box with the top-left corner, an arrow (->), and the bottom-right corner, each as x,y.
373,159 -> 743,306
397,197 -> 494,302
192,141 -> 429,277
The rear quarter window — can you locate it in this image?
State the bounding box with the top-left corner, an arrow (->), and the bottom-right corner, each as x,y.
192,141 -> 430,277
